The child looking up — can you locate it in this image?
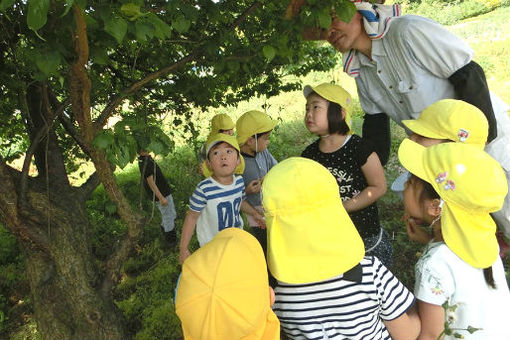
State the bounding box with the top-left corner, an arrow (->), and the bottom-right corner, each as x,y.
179,133 -> 264,264
236,110 -> 277,256
400,99 -> 510,244
263,157 -> 420,340
398,139 -> 510,340
301,83 -> 392,267
175,228 -> 280,340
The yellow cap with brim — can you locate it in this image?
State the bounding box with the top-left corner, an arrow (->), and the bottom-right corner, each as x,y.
236,110 -> 277,146
202,133 -> 245,177
303,83 -> 354,133
402,99 -> 488,147
176,228 -> 280,340
398,139 -> 507,268
262,157 -> 364,284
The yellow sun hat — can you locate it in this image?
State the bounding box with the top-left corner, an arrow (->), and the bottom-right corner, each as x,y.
303,83 -> 354,133
202,133 -> 245,177
262,157 -> 364,284
175,228 -> 280,340
402,99 -> 488,147
211,113 -> 235,132
236,110 -> 277,146
398,139 -> 507,268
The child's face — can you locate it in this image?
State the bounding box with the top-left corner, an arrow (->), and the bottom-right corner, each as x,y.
247,131 -> 271,153
409,133 -> 445,147
305,93 -> 329,135
207,142 -> 240,177
403,176 -> 430,225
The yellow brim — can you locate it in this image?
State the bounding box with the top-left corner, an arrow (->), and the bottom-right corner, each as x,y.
402,119 -> 448,140
441,202 -> 499,269
266,201 -> 365,284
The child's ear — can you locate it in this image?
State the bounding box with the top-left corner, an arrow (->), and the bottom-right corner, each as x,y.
236,155 -> 241,166
427,198 -> 442,218
205,159 -> 212,170
341,107 -> 346,120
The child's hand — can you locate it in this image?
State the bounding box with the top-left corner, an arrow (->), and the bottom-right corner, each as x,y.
246,179 -> 262,195
252,211 -> 266,229
160,197 -> 168,206
405,217 -> 432,244
179,248 -> 191,264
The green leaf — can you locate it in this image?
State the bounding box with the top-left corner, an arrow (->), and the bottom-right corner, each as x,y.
93,130 -> 115,149
27,0 -> 50,31
121,3 -> 143,21
135,21 -> 154,42
35,50 -> 61,76
263,45 -> 276,62
60,0 -> 74,17
318,9 -> 332,29
172,15 -> 190,34
148,14 -> 171,39
104,16 -> 128,44
0,0 -> 16,12
335,1 -> 357,23
90,47 -> 109,65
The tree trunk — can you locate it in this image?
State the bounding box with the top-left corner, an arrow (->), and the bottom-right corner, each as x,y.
0,167 -> 127,339
23,193 -> 126,339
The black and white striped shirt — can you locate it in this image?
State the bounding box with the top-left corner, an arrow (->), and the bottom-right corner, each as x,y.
273,256 -> 415,340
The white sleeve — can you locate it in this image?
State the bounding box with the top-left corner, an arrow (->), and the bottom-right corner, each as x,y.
399,16 -> 473,78
414,253 -> 454,306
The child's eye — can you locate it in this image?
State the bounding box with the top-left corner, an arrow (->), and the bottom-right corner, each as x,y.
226,149 -> 233,154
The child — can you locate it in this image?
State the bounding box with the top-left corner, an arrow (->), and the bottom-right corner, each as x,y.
138,149 -> 177,244
398,139 -> 510,339
400,99 -> 510,245
236,110 -> 277,255
198,113 -> 236,176
301,83 -> 392,267
179,133 -> 265,264
175,228 -> 280,340
262,157 -> 420,340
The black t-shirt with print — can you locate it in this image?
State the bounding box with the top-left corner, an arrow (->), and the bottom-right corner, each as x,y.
301,135 -> 380,239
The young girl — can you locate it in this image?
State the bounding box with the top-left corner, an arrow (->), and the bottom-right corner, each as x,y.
301,83 -> 392,267
399,138 -> 510,339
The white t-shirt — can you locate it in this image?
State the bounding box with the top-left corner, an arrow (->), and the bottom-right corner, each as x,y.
415,242 -> 510,340
189,175 -> 245,246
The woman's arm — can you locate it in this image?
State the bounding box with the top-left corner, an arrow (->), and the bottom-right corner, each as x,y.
343,152 -> 387,213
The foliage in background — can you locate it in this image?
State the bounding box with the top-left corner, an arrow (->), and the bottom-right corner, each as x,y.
400,0 -> 510,25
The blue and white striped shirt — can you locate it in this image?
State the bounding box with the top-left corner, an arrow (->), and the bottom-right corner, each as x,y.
189,175 -> 246,246
273,256 -> 415,340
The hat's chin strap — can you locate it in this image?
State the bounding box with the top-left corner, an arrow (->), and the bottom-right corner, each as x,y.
429,199 -> 445,229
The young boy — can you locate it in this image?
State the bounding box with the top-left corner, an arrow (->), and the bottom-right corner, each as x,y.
138,149 -> 177,244
262,157 -> 420,340
179,133 -> 265,264
175,228 -> 280,340
398,99 -> 510,247
236,110 -> 277,255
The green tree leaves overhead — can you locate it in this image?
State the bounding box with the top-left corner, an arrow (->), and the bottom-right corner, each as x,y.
27,0 -> 49,31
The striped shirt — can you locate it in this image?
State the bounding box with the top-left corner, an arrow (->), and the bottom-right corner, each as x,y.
273,256 -> 415,340
189,175 -> 246,246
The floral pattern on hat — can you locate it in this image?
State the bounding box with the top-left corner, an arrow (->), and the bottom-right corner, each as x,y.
458,129 -> 469,142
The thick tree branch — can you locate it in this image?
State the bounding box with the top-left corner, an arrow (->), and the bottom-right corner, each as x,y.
93,51 -> 199,132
